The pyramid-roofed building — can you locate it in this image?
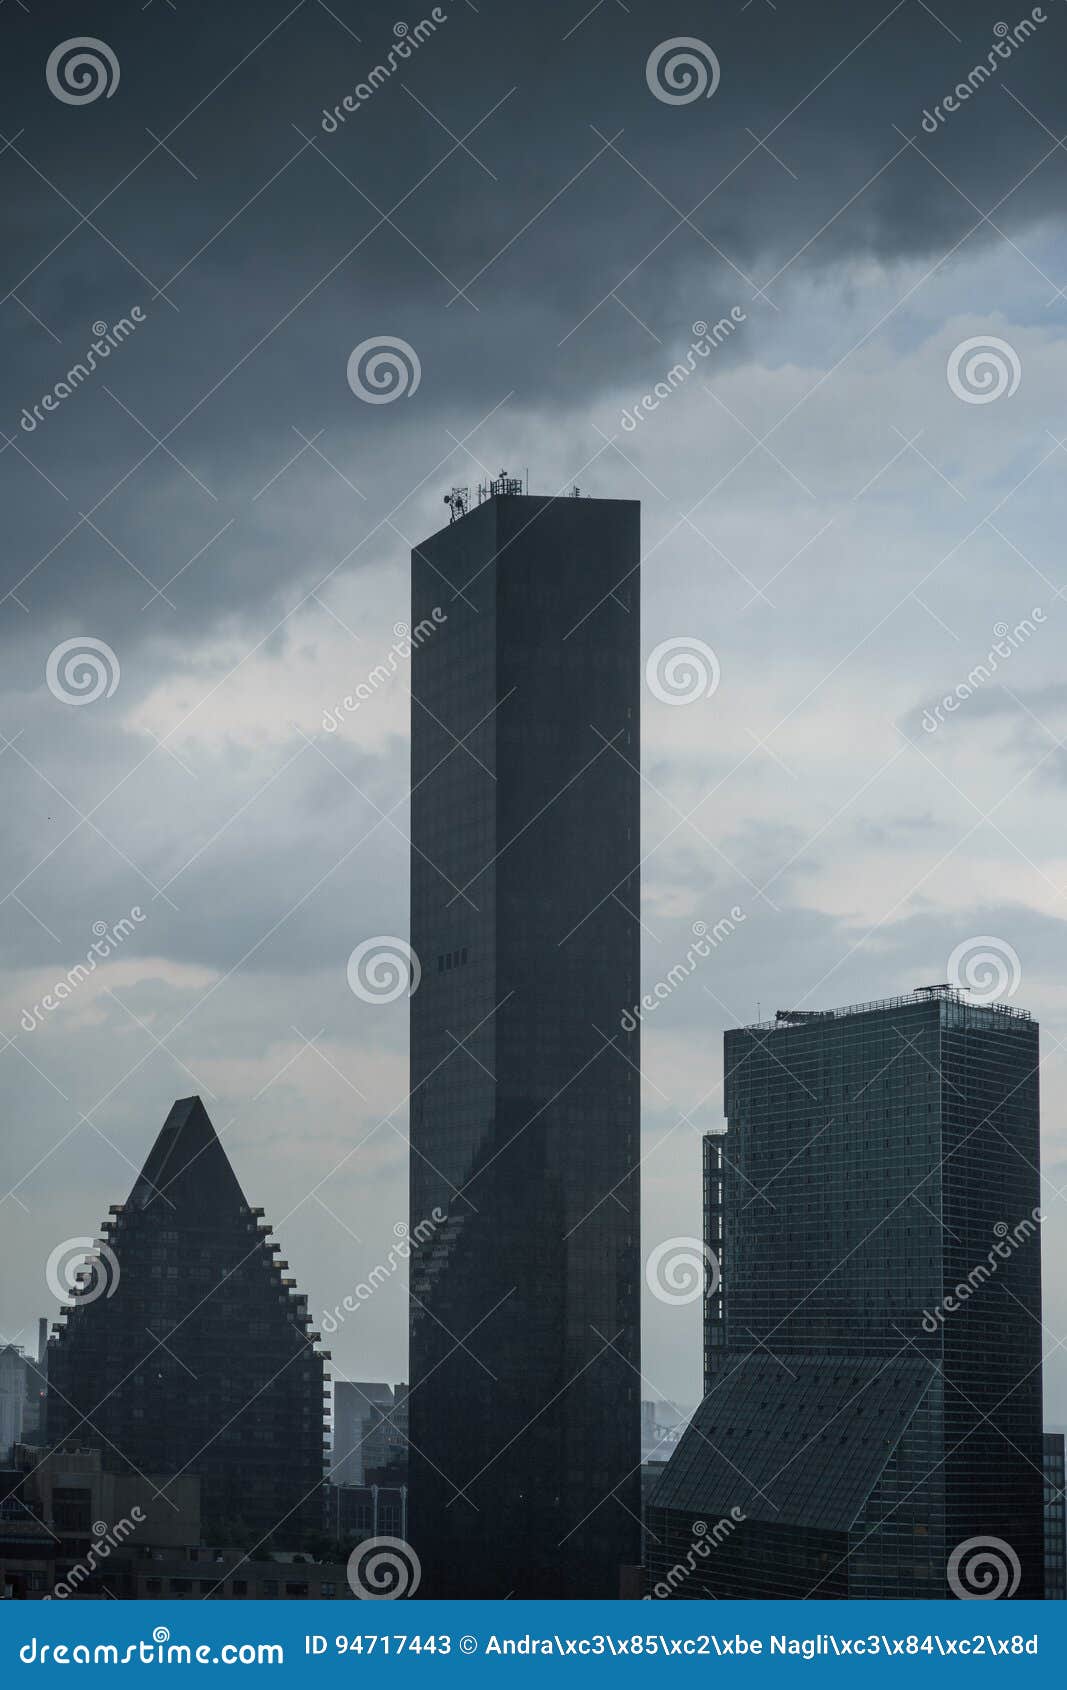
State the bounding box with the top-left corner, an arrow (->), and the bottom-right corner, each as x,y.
46,1098 -> 328,1547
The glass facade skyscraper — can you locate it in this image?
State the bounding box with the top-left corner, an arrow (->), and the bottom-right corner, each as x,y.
650,987 -> 1044,1598
407,488 -> 641,1597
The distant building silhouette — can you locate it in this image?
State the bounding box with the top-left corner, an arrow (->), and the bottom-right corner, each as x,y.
0,1346 -> 34,1459
0,1319 -> 50,1456
332,1381 -> 407,1486
649,988 -> 1044,1598
46,1097 -> 327,1547
408,485 -> 642,1596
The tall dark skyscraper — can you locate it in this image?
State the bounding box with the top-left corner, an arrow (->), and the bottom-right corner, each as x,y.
407,482 -> 641,1597
47,1098 -> 327,1547
648,987 -> 1044,1599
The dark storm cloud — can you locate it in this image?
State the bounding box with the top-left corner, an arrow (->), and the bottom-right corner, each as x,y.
4,0 -> 1067,654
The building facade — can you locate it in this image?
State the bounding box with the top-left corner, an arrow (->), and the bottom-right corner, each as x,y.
649,988 -> 1044,1598
325,1480 -> 408,1545
408,485 -> 642,1596
0,1445 -> 199,1599
46,1097 -> 328,1548
99,1547 -> 354,1600
702,1131 -> 726,1399
1045,1432 -> 1066,1600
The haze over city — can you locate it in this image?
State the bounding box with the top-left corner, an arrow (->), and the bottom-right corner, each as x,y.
2,0 -> 1067,1438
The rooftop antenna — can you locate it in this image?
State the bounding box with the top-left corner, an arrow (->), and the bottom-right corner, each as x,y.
488,467 -> 523,498
443,487 -> 469,524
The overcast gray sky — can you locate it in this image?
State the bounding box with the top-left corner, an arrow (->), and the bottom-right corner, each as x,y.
2,0 -> 1067,1421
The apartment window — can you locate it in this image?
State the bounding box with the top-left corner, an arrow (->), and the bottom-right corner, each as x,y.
436,947 -> 470,972
52,1488 -> 92,1534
